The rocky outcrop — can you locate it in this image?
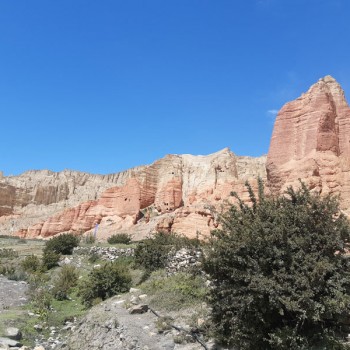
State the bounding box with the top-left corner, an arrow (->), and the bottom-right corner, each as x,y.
1,149 -> 266,239
267,75 -> 350,213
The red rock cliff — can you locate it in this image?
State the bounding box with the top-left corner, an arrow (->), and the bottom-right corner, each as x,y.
6,149 -> 266,239
267,75 -> 350,212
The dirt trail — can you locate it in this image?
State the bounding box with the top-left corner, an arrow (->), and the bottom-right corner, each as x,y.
67,295 -> 205,350
0,276 -> 28,312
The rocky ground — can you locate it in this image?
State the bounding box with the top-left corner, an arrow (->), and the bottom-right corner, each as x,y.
0,276 -> 28,311
0,276 -> 216,350
67,293 -> 209,350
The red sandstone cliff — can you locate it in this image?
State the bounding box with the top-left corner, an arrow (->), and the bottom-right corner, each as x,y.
0,149 -> 266,239
267,75 -> 350,214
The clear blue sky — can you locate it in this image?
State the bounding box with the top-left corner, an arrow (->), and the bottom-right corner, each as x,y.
1,0 -> 350,175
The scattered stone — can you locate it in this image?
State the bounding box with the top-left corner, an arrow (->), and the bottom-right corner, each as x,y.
129,288 -> 141,294
139,294 -> 148,300
166,248 -> 202,276
33,325 -> 43,332
59,257 -> 72,266
33,346 -> 45,350
73,246 -> 135,262
5,328 -> 22,341
129,304 -> 149,314
197,318 -> 205,328
0,337 -> 22,348
130,295 -> 139,304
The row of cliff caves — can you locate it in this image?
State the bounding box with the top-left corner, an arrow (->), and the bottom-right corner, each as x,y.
1,75 -> 350,240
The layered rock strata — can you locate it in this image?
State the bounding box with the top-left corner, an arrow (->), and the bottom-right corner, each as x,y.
267,75 -> 350,214
0,149 -> 266,239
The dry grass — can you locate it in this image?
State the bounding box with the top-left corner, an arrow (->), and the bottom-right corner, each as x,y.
0,236 -> 45,257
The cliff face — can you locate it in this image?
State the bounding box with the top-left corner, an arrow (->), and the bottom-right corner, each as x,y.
0,149 -> 266,239
4,75 -> 349,240
267,75 -> 350,213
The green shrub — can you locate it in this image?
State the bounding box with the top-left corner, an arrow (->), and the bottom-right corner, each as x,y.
0,248 -> 18,259
44,233 -> 79,255
42,249 -> 60,270
134,232 -> 199,272
84,233 -> 96,245
7,269 -> 27,281
0,260 -> 26,280
21,254 -> 41,273
52,265 -> 79,300
27,273 -> 52,321
107,233 -> 131,245
88,251 -> 100,263
78,260 -> 132,307
204,181 -> 350,349
16,239 -> 27,244
0,263 -> 16,276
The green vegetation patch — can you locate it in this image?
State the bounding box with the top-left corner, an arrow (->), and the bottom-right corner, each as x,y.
107,233 -> 132,245
140,270 -> 207,311
204,180 -> 350,349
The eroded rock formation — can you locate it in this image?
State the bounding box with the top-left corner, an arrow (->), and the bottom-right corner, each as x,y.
0,149 -> 266,239
267,75 -> 350,214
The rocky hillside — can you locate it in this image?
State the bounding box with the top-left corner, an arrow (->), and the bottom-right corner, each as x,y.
2,75 -> 350,239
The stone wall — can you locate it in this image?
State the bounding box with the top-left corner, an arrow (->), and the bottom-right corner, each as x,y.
73,245 -> 203,275
73,246 -> 134,261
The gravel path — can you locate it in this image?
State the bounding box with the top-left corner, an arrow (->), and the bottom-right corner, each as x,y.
0,276 -> 28,312
67,295 -> 205,350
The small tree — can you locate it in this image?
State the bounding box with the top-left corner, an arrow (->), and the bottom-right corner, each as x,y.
42,249 -> 60,270
78,260 -> 132,307
204,180 -> 350,349
21,254 -> 41,273
52,265 -> 79,300
44,233 -> 79,255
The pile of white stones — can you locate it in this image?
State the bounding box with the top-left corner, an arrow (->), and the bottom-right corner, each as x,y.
166,247 -> 202,276
73,246 -> 134,261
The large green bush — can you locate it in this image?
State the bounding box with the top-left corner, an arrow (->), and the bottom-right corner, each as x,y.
78,260 -> 132,307
204,181 -> 350,349
44,233 -> 79,255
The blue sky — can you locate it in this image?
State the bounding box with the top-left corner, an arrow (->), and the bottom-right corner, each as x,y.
1,0 -> 350,175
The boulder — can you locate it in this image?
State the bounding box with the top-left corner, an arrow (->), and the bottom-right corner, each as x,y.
5,327 -> 22,341
0,337 -> 21,348
129,304 -> 149,314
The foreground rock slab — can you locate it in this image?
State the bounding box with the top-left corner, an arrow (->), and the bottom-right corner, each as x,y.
5,327 -> 22,341
0,336 -> 22,347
